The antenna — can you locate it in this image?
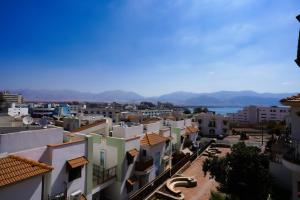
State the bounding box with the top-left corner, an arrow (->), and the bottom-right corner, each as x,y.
23,116 -> 33,125
23,116 -> 33,129
39,117 -> 48,129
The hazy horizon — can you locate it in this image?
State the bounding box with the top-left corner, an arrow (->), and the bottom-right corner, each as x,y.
1,1 -> 299,96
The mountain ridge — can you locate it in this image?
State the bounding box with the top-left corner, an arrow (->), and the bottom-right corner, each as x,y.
7,89 -> 296,106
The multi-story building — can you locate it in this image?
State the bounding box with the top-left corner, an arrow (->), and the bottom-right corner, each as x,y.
8,103 -> 29,117
0,126 -> 89,200
0,91 -> 23,104
278,94 -> 300,200
194,112 -> 229,136
258,106 -> 290,123
228,105 -> 290,124
138,109 -> 173,117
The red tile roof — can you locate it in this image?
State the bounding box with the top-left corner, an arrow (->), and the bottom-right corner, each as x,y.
185,126 -> 198,135
0,155 -> 53,187
140,133 -> 169,147
280,94 -> 300,105
71,120 -> 106,133
67,156 -> 88,169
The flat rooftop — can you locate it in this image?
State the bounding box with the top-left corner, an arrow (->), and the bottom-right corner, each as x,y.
0,126 -> 55,134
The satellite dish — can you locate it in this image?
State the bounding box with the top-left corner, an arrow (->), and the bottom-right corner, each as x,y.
39,117 -> 48,129
23,116 -> 33,125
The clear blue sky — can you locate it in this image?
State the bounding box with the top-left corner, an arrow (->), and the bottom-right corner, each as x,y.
0,0 -> 299,96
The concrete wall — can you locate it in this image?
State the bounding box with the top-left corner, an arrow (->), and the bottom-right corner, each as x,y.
144,121 -> 160,134
291,106 -> 300,140
47,141 -> 87,197
93,140 -> 118,169
0,127 -> 63,153
76,123 -> 108,136
112,124 -> 143,139
270,162 -> 292,191
0,175 -> 43,200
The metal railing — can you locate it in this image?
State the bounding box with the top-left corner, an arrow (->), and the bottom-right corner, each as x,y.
283,138 -> 300,165
129,140 -> 212,200
135,157 -> 154,171
93,165 -> 117,187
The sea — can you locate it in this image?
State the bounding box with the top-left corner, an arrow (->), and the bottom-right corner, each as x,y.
189,106 -> 243,116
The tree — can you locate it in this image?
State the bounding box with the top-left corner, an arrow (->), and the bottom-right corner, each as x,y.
0,93 -> 4,104
193,107 -> 209,114
202,142 -> 271,200
183,109 -> 191,114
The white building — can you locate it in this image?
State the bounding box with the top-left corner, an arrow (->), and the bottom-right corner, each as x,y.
8,103 -> 28,118
280,94 -> 300,200
228,105 -> 290,124
258,106 -> 290,122
0,126 -> 89,200
194,112 -> 229,136
138,109 -> 173,117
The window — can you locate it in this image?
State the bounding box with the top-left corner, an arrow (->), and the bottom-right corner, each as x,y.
68,166 -> 82,182
100,150 -> 106,168
142,149 -> 147,157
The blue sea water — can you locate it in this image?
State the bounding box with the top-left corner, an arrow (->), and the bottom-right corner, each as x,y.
207,107 -> 243,115
189,107 -> 242,115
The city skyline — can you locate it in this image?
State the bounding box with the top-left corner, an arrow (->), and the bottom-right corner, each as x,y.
0,0 -> 299,96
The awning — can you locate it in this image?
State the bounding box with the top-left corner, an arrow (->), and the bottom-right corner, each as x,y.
126,177 -> 137,185
127,148 -> 139,158
67,156 -> 88,169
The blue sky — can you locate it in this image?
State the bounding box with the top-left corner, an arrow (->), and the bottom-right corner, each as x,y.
0,0 -> 299,96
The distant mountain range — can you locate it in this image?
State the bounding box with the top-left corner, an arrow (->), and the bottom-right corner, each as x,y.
10,89 -> 296,106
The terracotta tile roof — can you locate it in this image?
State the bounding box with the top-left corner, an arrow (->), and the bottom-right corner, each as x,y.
126,177 -> 137,185
185,126 -> 198,135
127,148 -> 139,157
141,118 -> 161,124
0,155 -> 53,187
71,120 -> 106,133
140,133 -> 168,147
280,94 -> 300,105
67,156 -> 88,169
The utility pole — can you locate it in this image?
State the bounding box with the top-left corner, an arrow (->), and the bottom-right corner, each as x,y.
169,126 -> 172,177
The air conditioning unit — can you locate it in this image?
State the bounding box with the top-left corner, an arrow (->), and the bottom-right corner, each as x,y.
70,190 -> 82,200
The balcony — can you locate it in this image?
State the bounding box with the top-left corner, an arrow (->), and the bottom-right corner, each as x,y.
93,164 -> 117,187
282,139 -> 300,172
208,121 -> 216,128
135,157 -> 153,173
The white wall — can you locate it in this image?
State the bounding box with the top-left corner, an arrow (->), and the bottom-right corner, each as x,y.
93,142 -> 117,169
144,121 -> 160,133
0,175 -> 43,200
0,127 -> 63,154
291,106 -> 300,140
48,141 -> 87,197
112,124 -> 143,139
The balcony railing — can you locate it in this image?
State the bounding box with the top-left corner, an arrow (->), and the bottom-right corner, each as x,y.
283,138 -> 300,165
93,164 -> 117,187
135,157 -> 154,171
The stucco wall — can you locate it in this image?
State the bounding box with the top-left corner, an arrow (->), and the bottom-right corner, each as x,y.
48,141 -> 87,197
112,125 -> 143,139
291,107 -> 300,140
0,127 -> 63,153
144,122 -> 160,134
0,175 -> 43,200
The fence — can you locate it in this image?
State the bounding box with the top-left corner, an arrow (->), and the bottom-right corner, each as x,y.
93,165 -> 117,187
129,140 -> 212,200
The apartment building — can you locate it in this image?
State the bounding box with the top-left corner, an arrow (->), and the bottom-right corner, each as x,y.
0,91 -> 23,104
0,126 -> 89,200
138,109 -> 173,117
194,112 -> 229,136
228,105 -> 290,124
258,106 -> 290,122
279,94 -> 300,200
